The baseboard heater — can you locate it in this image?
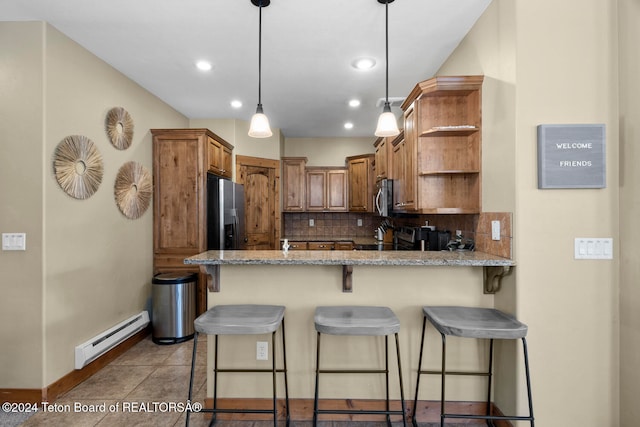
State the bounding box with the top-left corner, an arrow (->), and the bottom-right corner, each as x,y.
74,311 -> 150,369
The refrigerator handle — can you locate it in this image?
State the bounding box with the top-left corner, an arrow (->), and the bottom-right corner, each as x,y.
233,211 -> 240,249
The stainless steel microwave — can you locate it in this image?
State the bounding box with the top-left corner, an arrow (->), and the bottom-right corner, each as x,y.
375,179 -> 393,217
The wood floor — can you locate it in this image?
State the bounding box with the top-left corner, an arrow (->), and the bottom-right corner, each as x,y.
4,336 -> 488,427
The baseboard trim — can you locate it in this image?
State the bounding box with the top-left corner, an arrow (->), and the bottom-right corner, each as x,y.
202,398 -> 513,426
0,327 -> 150,404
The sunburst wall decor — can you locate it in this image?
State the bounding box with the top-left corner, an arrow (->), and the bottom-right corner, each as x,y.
105,107 -> 134,150
53,135 -> 104,199
114,161 -> 152,219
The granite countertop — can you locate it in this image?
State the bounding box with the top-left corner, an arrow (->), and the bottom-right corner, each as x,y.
184,249 -> 515,267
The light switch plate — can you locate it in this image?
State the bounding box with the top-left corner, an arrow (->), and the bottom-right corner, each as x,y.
2,233 -> 26,251
574,237 -> 613,259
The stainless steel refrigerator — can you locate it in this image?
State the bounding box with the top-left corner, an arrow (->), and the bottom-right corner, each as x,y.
207,174 -> 246,250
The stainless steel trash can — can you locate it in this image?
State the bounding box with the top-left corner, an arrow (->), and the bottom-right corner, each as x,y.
152,272 -> 196,344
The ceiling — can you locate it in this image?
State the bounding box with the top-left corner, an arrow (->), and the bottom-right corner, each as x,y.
2,0 -> 491,138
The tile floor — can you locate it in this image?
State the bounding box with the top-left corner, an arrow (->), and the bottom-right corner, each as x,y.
17,335 -> 208,427
4,335 -> 484,426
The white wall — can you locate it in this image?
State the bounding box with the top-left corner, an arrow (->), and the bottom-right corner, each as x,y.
438,1 -> 620,426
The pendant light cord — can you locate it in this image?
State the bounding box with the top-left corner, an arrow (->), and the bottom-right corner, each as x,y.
384,0 -> 389,106
384,0 -> 389,107
257,1 -> 263,109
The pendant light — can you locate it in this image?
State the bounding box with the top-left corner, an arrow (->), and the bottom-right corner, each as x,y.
248,0 -> 273,138
375,0 -> 400,137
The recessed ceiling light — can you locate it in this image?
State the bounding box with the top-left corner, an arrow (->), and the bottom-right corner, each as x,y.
196,60 -> 212,71
230,100 -> 243,108
352,58 -> 376,71
344,122 -> 354,130
348,99 -> 361,108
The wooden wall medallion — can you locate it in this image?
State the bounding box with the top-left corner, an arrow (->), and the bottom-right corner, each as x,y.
53,135 -> 104,199
114,161 -> 152,219
105,107 -> 134,150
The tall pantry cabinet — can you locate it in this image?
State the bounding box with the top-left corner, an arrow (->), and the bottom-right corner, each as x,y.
151,128 -> 234,315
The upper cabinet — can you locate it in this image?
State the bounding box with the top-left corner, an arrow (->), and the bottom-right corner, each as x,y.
306,167 -> 348,212
374,136 -> 392,182
282,157 -> 307,212
208,133 -> 233,179
399,75 -> 483,214
347,154 -> 375,212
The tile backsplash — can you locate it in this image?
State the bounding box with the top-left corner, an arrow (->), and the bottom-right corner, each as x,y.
283,211 -> 512,259
283,212 -> 378,238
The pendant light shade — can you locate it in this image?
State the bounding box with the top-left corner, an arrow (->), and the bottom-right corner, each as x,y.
375,103 -> 399,137
248,0 -> 273,138
374,0 -> 400,138
249,105 -> 273,138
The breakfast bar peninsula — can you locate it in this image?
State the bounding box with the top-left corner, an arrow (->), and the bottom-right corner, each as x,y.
183,249 -> 518,419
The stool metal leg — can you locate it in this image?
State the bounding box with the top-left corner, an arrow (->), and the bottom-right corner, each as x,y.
313,331 -> 321,427
411,316 -> 427,427
486,338 -> 494,426
522,337 -> 535,426
271,330 -> 277,427
186,332 -> 199,427
395,332 -> 407,427
281,319 -> 290,427
440,333 -> 446,427
213,335 -> 219,424
313,331 -> 406,426
385,335 -> 391,427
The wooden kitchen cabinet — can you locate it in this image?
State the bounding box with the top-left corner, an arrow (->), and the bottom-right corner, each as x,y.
334,241 -> 354,250
390,130 -> 416,212
208,135 -> 233,178
151,128 -> 234,315
283,241 -> 308,250
374,136 -> 394,181
306,167 -> 348,212
400,75 -> 483,214
308,241 -> 335,250
282,157 -> 307,212
346,154 -> 375,212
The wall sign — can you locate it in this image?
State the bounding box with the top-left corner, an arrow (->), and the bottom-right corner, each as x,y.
537,124 -> 606,189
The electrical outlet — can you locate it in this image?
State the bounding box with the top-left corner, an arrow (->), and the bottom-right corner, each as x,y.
357,219 -> 363,227
309,219 -> 315,227
491,221 -> 500,241
256,341 -> 268,360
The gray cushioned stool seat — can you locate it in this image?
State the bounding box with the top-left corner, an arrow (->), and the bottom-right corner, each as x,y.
314,306 -> 400,336
194,304 -> 285,335
423,306 -> 527,339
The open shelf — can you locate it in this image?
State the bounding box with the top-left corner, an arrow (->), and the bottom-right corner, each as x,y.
420,126 -> 479,137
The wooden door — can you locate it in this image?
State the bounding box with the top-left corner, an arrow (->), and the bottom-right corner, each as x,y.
236,155 -> 280,250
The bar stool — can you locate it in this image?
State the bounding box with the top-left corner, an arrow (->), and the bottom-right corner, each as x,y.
186,304 -> 289,427
411,306 -> 534,427
313,306 -> 407,427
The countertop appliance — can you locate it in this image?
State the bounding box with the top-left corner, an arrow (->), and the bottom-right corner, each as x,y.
395,226 -> 418,250
395,226 -> 451,251
375,179 -> 393,217
207,174 -> 246,250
